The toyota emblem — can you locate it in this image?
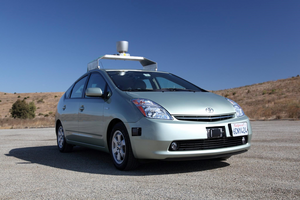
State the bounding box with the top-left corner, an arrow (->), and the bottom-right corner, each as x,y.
205,107 -> 214,113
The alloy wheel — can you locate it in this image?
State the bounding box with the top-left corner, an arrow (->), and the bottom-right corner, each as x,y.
111,130 -> 126,164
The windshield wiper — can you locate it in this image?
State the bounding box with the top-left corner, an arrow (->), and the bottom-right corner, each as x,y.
124,88 -> 198,92
124,88 -> 152,92
156,88 -> 197,92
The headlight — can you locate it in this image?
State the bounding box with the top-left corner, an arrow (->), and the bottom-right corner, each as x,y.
132,99 -> 172,120
226,98 -> 245,117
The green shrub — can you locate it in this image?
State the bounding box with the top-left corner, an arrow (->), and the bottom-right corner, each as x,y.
10,100 -> 36,119
28,102 -> 36,118
54,95 -> 58,98
18,96 -> 20,98
37,99 -> 44,103
44,114 -> 49,117
269,89 -> 276,95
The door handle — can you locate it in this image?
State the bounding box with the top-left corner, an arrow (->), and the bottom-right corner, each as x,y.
79,105 -> 84,112
62,105 -> 66,110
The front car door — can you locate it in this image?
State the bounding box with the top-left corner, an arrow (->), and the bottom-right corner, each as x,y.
77,72 -> 107,147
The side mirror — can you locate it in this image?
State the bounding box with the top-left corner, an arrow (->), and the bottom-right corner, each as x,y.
85,87 -> 103,97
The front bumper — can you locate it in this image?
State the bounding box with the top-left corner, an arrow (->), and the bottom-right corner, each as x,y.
127,116 -> 252,160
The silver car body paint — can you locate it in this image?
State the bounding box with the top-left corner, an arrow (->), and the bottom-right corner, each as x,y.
56,68 -> 252,160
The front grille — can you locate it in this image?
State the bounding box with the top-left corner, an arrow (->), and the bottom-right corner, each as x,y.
169,136 -> 248,151
174,114 -> 235,122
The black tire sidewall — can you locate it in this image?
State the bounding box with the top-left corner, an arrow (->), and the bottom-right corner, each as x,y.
57,124 -> 71,152
109,122 -> 131,170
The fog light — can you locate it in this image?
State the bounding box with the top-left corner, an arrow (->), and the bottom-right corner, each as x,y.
171,142 -> 178,151
242,137 -> 246,144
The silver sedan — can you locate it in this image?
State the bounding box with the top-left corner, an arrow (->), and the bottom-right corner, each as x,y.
55,42 -> 251,170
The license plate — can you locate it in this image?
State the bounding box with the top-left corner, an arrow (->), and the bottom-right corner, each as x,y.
231,122 -> 248,137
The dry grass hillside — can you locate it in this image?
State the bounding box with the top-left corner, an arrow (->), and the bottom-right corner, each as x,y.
0,92 -> 64,129
213,76 -> 300,120
0,76 -> 299,129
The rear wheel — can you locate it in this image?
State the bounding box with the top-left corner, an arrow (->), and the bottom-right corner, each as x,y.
56,123 -> 73,152
110,122 -> 139,170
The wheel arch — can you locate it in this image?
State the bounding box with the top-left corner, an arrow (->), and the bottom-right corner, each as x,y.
106,118 -> 139,170
106,118 -> 125,149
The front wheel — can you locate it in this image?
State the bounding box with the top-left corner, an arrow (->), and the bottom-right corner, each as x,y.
110,122 -> 139,170
216,156 -> 231,161
56,123 -> 73,152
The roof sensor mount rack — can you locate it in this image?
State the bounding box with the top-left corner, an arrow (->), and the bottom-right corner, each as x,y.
87,41 -> 157,72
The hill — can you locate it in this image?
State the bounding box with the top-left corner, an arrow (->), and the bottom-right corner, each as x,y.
0,76 -> 299,129
0,92 -> 64,129
213,75 -> 300,120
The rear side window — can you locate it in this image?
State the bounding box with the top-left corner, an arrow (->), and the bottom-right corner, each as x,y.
70,76 -> 88,98
65,85 -> 73,99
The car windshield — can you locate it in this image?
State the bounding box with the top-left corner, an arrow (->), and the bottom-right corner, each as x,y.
106,71 -> 206,92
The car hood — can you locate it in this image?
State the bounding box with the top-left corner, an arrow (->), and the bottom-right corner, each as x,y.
126,91 -> 235,116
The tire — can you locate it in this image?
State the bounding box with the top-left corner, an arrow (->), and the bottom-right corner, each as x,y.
110,122 -> 139,170
56,123 -> 73,153
217,156 -> 231,161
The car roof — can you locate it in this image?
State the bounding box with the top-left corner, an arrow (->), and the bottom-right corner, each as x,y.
102,69 -> 169,73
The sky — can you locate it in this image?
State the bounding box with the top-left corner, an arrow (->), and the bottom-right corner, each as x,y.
0,0 -> 299,93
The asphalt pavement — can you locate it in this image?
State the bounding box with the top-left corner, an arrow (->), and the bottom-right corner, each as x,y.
0,121 -> 299,199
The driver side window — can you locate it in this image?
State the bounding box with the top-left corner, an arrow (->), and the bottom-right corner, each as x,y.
70,76 -> 88,98
85,73 -> 106,98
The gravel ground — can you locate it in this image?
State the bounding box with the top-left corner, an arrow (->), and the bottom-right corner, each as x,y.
0,121 -> 299,199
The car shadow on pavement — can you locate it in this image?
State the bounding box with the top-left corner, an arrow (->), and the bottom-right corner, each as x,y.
6,145 -> 230,176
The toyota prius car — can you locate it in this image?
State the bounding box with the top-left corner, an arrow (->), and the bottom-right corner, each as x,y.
55,41 -> 252,170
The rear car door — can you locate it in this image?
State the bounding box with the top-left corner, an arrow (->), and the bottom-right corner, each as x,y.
62,76 -> 88,142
